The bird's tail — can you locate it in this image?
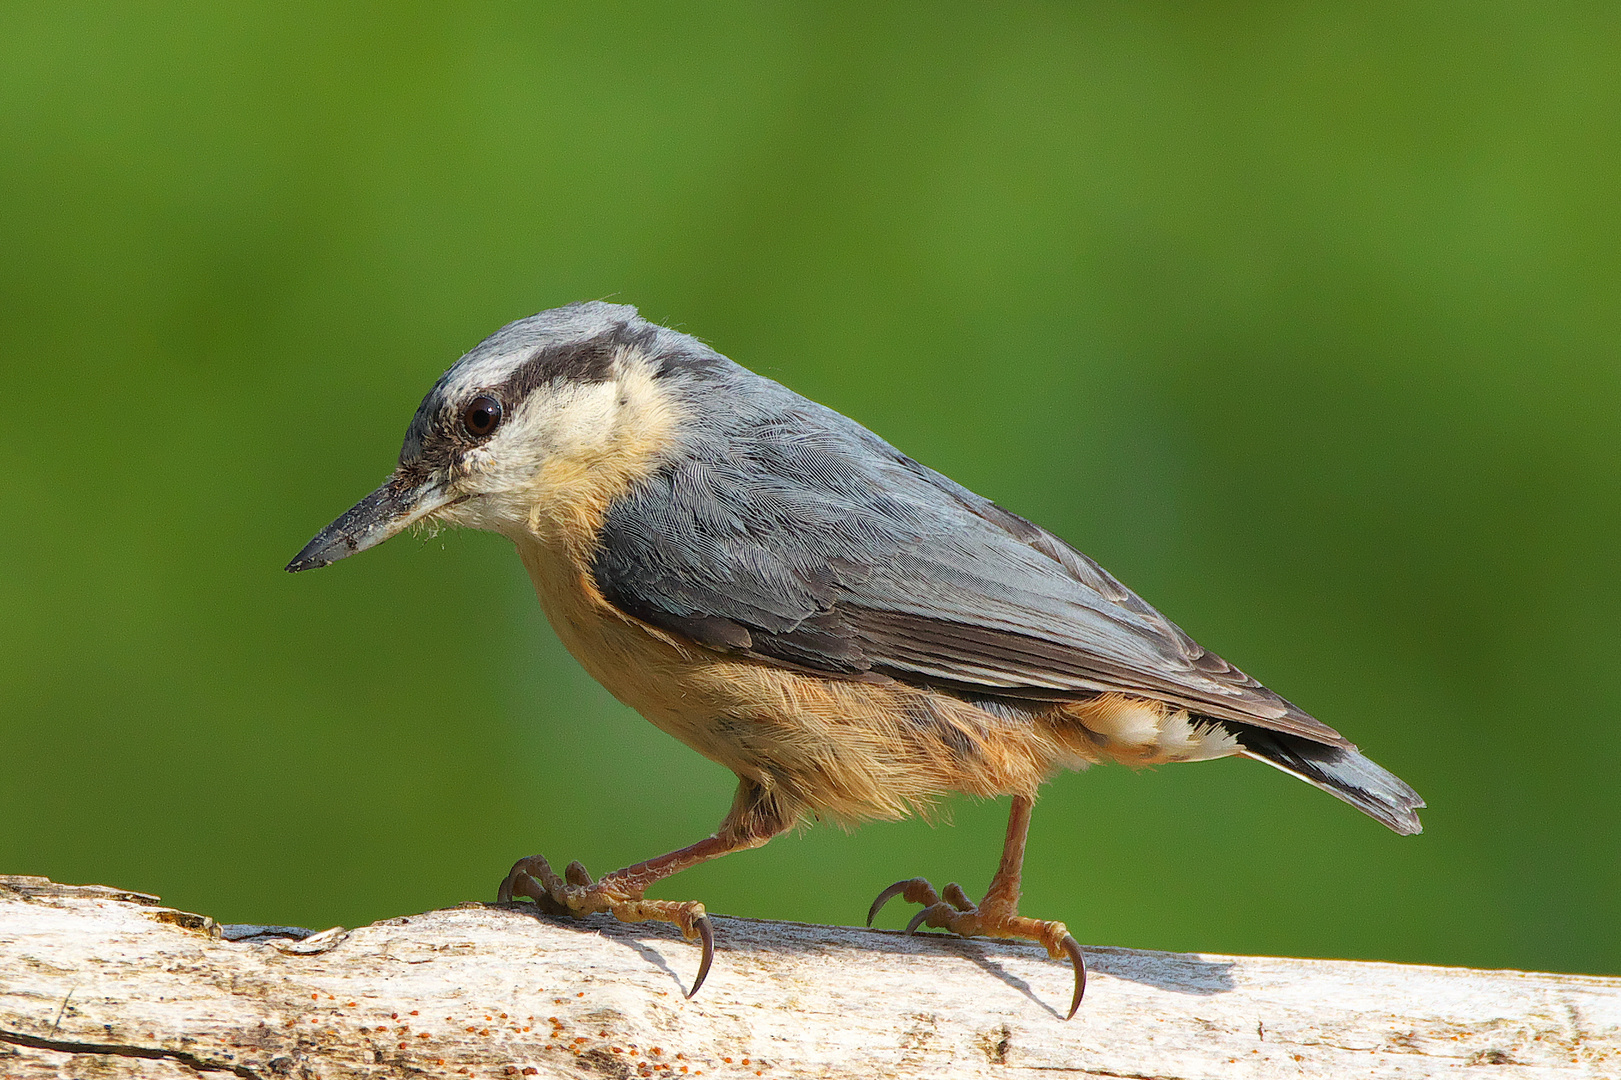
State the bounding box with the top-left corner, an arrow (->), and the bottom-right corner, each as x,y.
1234,727 -> 1425,835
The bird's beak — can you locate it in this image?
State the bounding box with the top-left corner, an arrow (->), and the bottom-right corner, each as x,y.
285,474 -> 460,572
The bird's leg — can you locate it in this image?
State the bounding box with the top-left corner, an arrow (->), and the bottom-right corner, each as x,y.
497,780 -> 789,998
867,794 -> 1087,1018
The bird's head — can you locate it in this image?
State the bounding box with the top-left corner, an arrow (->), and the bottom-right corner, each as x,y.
286,301 -> 698,572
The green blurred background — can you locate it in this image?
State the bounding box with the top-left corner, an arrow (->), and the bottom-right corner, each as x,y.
3,3 -> 1617,978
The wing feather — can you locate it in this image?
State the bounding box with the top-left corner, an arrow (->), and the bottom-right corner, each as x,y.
592,377 -> 1347,747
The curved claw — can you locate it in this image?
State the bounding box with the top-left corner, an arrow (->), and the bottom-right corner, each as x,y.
498,864 -> 582,920
686,914 -> 715,999
501,869 -> 541,905
1060,934 -> 1087,1019
903,907 -> 933,936
496,868 -> 521,904
868,875 -> 933,927
867,879 -> 917,927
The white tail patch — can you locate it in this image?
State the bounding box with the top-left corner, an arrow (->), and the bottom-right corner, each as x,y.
1071,693 -> 1241,765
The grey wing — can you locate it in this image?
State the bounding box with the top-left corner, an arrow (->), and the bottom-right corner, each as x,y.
593,394 -> 1347,747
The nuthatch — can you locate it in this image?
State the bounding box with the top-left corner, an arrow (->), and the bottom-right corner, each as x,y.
289,301 -> 1423,1017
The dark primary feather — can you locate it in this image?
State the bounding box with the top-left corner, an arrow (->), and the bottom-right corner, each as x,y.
594,359 -> 1342,745
1232,727 -> 1425,835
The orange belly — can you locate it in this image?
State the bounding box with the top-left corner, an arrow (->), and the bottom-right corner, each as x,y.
515,534 -> 1125,825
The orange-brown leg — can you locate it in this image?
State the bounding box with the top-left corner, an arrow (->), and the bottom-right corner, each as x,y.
867,794 -> 1086,1018
498,780 -> 788,998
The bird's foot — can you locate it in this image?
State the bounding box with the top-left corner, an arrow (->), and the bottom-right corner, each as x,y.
867,877 -> 1086,1018
498,854 -> 715,998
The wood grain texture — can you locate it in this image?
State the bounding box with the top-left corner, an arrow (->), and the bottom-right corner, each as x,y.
2,876 -> 1617,1079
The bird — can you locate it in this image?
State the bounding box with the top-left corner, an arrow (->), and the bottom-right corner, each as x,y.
287,301 -> 1424,1018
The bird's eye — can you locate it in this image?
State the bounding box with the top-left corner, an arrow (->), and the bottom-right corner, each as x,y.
462,395 -> 503,437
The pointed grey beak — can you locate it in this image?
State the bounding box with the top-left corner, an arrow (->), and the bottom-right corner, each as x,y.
285,475 -> 460,572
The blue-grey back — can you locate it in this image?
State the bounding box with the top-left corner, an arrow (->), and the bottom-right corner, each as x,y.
593,355 -> 1339,742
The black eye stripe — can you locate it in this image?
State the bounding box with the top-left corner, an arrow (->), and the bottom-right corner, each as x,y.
463,394 -> 503,438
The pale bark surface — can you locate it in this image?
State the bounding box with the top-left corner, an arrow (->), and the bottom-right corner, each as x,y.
2,875 -> 1617,1079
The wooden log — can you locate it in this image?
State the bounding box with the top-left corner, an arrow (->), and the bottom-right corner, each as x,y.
2,875 -> 1617,1079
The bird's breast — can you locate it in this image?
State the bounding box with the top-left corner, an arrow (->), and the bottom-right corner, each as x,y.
513,530 -> 765,763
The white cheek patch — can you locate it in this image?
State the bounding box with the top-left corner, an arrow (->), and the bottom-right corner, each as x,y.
460,445 -> 498,473
466,382 -> 622,489
531,381 -> 622,458
424,354 -> 679,542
